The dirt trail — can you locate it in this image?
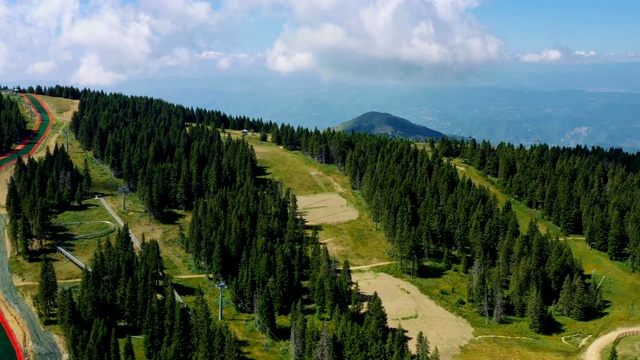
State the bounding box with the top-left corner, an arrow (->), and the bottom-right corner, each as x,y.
353,271 -> 473,360
583,326 -> 640,360
13,278 -> 82,287
348,261 -> 397,271
174,274 -> 210,279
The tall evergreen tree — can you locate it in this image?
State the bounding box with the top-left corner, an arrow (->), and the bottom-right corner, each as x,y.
416,331 -> 430,360
527,288 -> 549,334
123,335 -> 135,360
36,256 -> 58,322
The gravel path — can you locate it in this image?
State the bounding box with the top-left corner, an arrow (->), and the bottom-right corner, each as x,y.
584,326 -> 640,360
0,215 -> 62,359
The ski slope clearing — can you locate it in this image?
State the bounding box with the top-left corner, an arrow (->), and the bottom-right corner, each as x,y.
353,270 -> 473,360
297,193 -> 359,225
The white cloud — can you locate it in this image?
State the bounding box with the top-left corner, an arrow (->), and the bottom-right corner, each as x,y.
518,48 -> 640,64
196,51 -> 256,70
27,61 -> 57,75
520,48 -> 564,63
263,0 -> 502,80
72,54 -> 126,86
0,0 -> 501,84
0,0 -> 220,85
574,50 -> 596,57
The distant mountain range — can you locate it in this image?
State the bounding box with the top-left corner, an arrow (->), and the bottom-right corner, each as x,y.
123,69 -> 640,151
336,111 -> 445,140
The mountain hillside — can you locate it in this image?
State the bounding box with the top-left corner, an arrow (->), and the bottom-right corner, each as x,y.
336,111 -> 445,140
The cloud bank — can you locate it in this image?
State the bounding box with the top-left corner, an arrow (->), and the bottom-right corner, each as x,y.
4,0 -> 636,86
518,47 -> 640,64
264,0 -> 503,80
0,0 -> 221,85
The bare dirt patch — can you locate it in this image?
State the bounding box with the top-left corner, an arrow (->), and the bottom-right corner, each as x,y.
353,271 -> 474,360
61,103 -> 78,122
297,193 -> 359,225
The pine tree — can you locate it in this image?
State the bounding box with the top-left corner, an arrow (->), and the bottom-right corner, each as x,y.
569,274 -> 588,321
257,287 -> 276,337
431,345 -> 441,360
123,334 -> 135,360
290,301 -> 305,360
315,324 -> 331,360
36,256 -> 58,322
416,331 -> 430,360
556,274 -> 574,316
110,328 -> 121,360
527,288 -> 549,334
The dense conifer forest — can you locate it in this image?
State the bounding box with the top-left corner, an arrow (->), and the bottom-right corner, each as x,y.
6,87 -> 628,358
63,89 -> 412,358
6,145 -> 88,260
440,138 -> 640,268
270,124 -> 604,331
0,94 -> 26,152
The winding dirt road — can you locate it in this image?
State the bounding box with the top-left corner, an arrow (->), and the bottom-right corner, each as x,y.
583,326 -> 640,360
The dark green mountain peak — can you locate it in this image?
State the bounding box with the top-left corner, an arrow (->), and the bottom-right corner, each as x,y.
336,111 -> 445,140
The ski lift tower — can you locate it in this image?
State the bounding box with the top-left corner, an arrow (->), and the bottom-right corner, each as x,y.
118,186 -> 129,211
215,279 -> 228,320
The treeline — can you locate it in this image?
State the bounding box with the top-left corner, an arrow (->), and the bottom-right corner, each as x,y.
272,125 -> 603,332
5,145 -> 90,260
440,138 -> 640,268
0,94 -> 25,152
3,84 -> 83,100
57,228 -> 241,360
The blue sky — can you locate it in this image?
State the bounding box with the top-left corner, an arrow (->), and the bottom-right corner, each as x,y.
0,0 -> 638,87
472,1 -> 640,54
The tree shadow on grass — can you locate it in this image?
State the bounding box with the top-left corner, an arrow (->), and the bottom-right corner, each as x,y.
159,210 -> 185,225
544,315 -> 564,335
255,165 -> 272,187
588,299 -> 612,321
416,261 -> 446,279
172,282 -> 197,297
236,339 -> 252,360
65,202 -> 98,212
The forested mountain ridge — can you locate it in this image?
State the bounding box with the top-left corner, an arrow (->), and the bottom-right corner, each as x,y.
336,111 -> 445,140
271,123 -> 604,332
435,137 -> 640,268
62,89 -> 413,359
7,87 -> 629,359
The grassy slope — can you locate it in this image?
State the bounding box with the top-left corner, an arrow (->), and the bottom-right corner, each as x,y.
451,158 -> 562,236
237,131 -> 390,266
